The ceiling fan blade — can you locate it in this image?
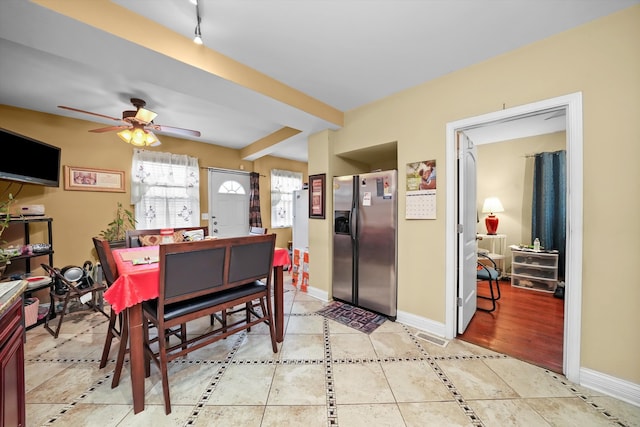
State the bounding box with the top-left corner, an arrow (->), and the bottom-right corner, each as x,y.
134,107 -> 158,124
58,105 -> 123,122
148,124 -> 201,137
89,125 -> 131,133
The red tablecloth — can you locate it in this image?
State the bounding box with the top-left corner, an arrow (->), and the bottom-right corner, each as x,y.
104,245 -> 291,315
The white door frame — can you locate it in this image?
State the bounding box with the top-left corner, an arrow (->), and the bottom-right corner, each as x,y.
444,92 -> 583,383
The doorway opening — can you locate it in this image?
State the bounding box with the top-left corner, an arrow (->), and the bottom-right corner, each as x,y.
444,92 -> 583,383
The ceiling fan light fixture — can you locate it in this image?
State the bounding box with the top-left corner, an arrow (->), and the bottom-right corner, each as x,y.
117,127 -> 159,147
135,108 -> 158,124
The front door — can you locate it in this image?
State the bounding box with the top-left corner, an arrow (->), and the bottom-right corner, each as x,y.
208,170 -> 250,238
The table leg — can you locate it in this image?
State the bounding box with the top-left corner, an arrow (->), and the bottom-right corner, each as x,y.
127,303 -> 145,414
273,265 -> 284,342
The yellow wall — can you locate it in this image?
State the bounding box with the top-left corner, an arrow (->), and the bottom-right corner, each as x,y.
0,104 -> 306,276
309,6 -> 640,383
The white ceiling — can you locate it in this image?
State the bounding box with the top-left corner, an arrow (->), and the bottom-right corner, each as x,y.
0,0 -> 637,162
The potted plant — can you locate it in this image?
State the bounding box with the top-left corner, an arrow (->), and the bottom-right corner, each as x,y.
0,194 -> 15,275
99,202 -> 136,248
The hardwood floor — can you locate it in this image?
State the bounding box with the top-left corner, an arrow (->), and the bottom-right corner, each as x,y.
459,278 -> 565,373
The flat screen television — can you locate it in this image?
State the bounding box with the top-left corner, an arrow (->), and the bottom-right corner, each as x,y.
0,128 -> 61,187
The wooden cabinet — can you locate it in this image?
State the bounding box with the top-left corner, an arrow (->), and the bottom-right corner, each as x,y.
0,298 -> 26,427
510,248 -> 558,293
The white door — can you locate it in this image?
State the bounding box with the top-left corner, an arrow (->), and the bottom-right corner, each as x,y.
457,131 -> 478,334
208,170 -> 250,238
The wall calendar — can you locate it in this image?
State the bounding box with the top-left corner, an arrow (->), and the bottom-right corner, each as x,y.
405,159 -> 437,219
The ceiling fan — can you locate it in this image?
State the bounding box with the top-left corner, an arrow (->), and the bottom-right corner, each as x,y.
58,98 -> 201,147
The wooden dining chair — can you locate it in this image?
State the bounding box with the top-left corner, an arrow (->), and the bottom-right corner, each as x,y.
92,237 -> 124,369
143,235 -> 278,414
224,225 -> 270,324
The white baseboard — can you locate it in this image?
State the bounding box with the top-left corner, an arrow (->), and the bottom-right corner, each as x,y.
396,309 -> 447,338
303,285 -> 329,303
580,367 -> 640,407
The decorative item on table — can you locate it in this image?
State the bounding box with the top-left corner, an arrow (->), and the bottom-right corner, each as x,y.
482,197 -> 504,235
183,229 -> 204,241
160,228 -> 175,244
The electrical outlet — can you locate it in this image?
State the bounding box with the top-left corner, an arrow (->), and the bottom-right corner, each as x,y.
201,213 -> 209,220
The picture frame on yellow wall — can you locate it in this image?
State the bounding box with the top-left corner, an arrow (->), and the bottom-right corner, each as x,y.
63,165 -> 125,193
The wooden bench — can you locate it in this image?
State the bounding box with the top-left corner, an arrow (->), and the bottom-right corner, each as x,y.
125,226 -> 208,248
141,233 -> 277,414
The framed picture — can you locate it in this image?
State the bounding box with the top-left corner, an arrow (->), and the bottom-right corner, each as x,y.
308,173 -> 326,219
63,166 -> 125,192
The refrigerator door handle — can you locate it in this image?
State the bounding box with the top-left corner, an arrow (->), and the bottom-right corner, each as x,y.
349,207 -> 356,241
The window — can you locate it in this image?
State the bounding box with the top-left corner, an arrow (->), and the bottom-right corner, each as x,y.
218,180 -> 246,194
270,169 -> 302,228
131,149 -> 200,229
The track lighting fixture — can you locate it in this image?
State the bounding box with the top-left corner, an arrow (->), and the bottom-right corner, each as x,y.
193,0 -> 203,45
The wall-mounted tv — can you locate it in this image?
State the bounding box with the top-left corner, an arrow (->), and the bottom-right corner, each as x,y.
0,128 -> 61,187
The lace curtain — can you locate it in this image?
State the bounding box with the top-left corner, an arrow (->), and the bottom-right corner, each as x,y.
131,149 -> 200,229
270,169 -> 302,228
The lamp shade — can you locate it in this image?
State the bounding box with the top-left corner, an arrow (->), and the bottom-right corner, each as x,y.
482,197 -> 504,235
117,127 -> 159,147
482,197 -> 504,214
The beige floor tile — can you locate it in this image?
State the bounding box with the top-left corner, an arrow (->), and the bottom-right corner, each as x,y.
525,396 -> 617,426
381,361 -> 453,402
330,333 -> 378,359
484,358 -> 575,398
290,299 -> 327,314
116,405 -> 197,426
232,334 -> 282,360
267,364 -> 327,405
285,314 -> 325,334
262,405 -> 327,427
279,333 -> 325,360
470,398 -> 552,426
369,332 -> 423,358
437,359 -> 519,399
26,403 -> 68,427
26,362 -> 110,404
206,363 -> 275,405
337,403 -> 406,427
398,401 -> 474,427
370,319 -> 406,334
25,361 -> 74,392
37,402 -> 132,426
590,395 -> 640,426
193,405 -> 264,427
333,363 -> 395,404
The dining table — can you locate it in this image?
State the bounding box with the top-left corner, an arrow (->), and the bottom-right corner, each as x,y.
104,243 -> 291,414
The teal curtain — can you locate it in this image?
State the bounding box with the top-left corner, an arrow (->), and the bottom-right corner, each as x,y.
532,150 -> 566,277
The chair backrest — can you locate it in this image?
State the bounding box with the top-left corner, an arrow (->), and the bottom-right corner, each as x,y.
92,236 -> 119,286
249,226 -> 268,235
126,226 -> 209,248
157,234 -> 276,308
229,233 -> 275,284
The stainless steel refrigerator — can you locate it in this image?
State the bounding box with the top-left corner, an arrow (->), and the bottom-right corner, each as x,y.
332,170 -> 397,319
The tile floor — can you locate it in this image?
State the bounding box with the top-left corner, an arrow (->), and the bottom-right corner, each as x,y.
24,277 -> 640,426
